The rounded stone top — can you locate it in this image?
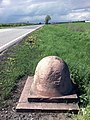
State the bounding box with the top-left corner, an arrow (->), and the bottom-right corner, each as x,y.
30,56 -> 73,97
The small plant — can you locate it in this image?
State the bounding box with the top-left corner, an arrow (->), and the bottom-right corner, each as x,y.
73,106 -> 90,120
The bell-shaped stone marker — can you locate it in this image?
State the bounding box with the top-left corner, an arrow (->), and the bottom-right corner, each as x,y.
30,56 -> 73,97
16,56 -> 79,112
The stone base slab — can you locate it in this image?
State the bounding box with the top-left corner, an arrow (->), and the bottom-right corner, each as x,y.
16,76 -> 79,112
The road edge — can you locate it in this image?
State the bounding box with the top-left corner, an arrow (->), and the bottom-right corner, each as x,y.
0,25 -> 44,53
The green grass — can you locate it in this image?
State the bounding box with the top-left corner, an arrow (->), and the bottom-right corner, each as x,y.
73,106 -> 90,120
0,23 -> 90,117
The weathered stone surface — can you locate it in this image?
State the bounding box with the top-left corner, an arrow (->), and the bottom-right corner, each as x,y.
30,56 -> 73,97
16,56 -> 79,112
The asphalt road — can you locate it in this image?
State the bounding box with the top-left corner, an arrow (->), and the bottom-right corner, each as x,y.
0,25 -> 43,52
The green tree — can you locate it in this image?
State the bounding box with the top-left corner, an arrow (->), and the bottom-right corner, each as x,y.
45,15 -> 51,24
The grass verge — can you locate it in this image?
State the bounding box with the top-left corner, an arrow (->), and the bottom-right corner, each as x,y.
0,23 -> 90,119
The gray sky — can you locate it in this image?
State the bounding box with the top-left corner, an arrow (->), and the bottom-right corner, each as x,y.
0,0 -> 90,23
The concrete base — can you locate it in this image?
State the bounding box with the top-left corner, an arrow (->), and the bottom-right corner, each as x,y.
16,76 -> 79,112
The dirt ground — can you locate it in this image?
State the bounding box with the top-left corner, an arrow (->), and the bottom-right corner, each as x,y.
0,75 -> 73,120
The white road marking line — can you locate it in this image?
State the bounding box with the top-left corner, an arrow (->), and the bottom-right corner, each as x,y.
0,25 -> 42,52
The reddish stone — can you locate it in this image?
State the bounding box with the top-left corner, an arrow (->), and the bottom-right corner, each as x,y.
31,56 -> 73,97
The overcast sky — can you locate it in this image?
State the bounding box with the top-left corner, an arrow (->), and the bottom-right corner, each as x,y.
0,0 -> 90,23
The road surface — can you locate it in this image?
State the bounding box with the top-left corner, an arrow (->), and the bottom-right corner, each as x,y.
0,25 -> 43,53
